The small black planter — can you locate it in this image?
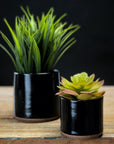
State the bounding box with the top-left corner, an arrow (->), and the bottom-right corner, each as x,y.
14,69 -> 60,122
61,97 -> 103,138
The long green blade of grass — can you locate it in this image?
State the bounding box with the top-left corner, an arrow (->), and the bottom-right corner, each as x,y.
4,19 -> 22,57
0,44 -> 17,70
33,38 -> 41,73
53,40 -> 77,67
0,31 -> 15,54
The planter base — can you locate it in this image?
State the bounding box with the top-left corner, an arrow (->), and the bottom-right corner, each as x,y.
14,116 -> 60,123
61,132 -> 102,139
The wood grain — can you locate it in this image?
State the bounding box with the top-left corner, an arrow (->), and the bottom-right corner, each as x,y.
0,86 -> 114,143
0,138 -> 114,144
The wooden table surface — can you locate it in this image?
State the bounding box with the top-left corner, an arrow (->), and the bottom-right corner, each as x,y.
0,86 -> 114,144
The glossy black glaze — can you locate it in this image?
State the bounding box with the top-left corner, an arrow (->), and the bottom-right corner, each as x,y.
61,97 -> 103,136
14,69 -> 60,119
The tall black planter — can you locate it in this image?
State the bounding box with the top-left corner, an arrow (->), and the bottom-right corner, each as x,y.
14,69 -> 60,122
61,97 -> 103,138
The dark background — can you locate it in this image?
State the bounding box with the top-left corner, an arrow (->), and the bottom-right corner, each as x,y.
0,0 -> 114,85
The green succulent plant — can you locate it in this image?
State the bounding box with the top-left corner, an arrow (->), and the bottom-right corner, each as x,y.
0,6 -> 80,73
56,72 -> 105,100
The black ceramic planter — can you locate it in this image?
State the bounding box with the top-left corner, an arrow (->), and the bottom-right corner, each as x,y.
14,69 -> 60,122
61,97 -> 103,138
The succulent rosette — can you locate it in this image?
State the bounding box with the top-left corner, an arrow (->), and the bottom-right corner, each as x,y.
56,72 -> 105,100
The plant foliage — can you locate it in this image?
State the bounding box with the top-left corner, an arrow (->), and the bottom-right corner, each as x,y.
56,72 -> 105,100
0,7 -> 80,73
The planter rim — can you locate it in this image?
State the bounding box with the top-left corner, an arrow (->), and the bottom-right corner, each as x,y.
14,69 -> 59,75
61,96 -> 103,103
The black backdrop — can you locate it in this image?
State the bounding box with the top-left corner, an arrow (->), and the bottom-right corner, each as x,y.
0,0 -> 114,85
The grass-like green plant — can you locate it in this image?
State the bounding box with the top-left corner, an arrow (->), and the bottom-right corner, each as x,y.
0,7 -> 80,73
56,72 -> 105,100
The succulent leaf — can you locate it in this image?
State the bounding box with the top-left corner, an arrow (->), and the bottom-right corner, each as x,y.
94,91 -> 105,97
56,91 -> 76,100
71,72 -> 88,84
87,74 -> 95,84
60,77 -> 76,90
56,72 -> 105,100
77,94 -> 92,100
62,89 -> 79,96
